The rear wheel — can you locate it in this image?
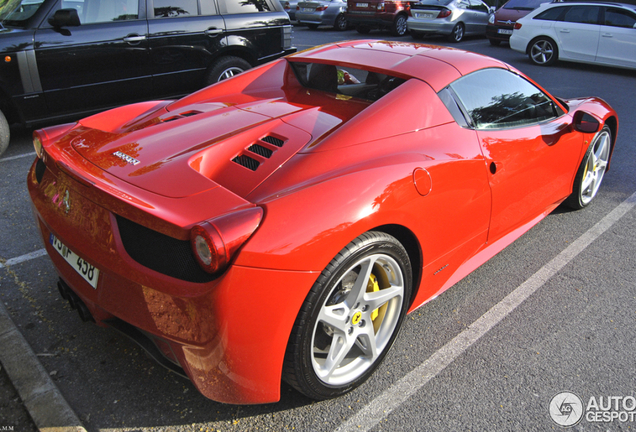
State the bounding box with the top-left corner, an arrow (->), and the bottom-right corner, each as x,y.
204,56 -> 251,85
447,22 -> 464,42
391,14 -> 408,36
0,110 -> 9,158
528,37 -> 558,66
566,125 -> 612,209
334,14 -> 347,31
283,231 -> 412,400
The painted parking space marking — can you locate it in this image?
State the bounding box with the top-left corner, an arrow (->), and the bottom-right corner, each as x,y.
0,151 -> 35,163
336,190 -> 636,432
0,249 -> 47,269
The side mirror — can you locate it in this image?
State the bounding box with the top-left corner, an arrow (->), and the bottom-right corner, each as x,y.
573,111 -> 600,134
48,8 -> 80,28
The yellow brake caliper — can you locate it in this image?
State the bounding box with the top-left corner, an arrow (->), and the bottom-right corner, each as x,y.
367,274 -> 380,322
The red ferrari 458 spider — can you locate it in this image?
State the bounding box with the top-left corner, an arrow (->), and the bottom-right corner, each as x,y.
27,40 -> 617,404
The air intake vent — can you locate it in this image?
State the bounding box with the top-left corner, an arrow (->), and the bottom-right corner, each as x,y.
232,155 -> 260,171
180,110 -> 201,117
261,135 -> 284,147
248,144 -> 273,158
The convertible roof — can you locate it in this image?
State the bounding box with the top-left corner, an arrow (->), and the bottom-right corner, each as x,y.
288,40 -> 510,92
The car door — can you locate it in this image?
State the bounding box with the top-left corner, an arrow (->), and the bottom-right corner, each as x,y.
466,0 -> 490,34
449,68 -> 581,243
34,0 -> 151,117
147,0 -> 226,97
553,5 -> 601,62
596,6 -> 636,69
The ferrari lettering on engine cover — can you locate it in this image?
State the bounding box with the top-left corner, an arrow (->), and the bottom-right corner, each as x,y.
113,151 -> 140,166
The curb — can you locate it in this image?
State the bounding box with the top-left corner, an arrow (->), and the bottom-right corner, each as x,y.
0,299 -> 87,432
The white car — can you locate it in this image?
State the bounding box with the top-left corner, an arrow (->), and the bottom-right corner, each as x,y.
510,2 -> 636,69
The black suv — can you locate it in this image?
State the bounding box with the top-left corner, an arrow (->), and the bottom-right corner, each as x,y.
0,0 -> 295,156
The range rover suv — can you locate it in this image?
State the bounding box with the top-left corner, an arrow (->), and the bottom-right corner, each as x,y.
346,0 -> 417,36
0,0 -> 295,157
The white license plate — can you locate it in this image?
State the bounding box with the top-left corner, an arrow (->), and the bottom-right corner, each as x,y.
498,29 -> 513,35
50,234 -> 99,289
356,2 -> 368,6
416,12 -> 434,18
301,7 -> 313,11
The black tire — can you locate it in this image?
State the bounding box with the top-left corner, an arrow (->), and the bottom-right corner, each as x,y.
356,25 -> 371,34
489,38 -> 501,46
0,110 -> 9,158
283,231 -> 412,400
307,23 -> 319,29
334,14 -> 347,31
447,22 -> 464,42
391,14 -> 408,36
204,56 -> 251,85
528,37 -> 558,66
566,125 -> 612,210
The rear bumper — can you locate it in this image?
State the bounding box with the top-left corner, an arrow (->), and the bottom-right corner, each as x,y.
407,20 -> 454,35
27,158 -> 317,404
486,23 -> 513,41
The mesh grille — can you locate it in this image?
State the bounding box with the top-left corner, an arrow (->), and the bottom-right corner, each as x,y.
261,135 -> 285,147
116,215 -> 216,283
232,155 -> 260,171
248,144 -> 273,158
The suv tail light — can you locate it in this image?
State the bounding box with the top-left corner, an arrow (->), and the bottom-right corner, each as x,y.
377,2 -> 385,10
437,9 -> 451,18
191,207 -> 263,274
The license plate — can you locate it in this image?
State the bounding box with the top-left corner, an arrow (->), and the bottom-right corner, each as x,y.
356,2 -> 368,6
301,7 -> 313,11
49,234 -> 99,289
498,29 -> 513,35
416,12 -> 434,18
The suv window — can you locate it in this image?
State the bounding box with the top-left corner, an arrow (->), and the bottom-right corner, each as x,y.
534,5 -> 567,21
1,0 -> 45,25
503,0 -> 546,11
153,0 -> 197,17
81,0 -> 139,23
219,0 -> 273,14
449,68 -> 561,129
604,7 -> 636,28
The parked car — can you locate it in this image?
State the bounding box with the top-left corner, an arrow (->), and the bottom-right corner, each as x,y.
281,0 -> 300,19
346,0 -> 416,35
510,2 -> 636,68
296,0 -> 348,29
486,0 -> 551,45
408,0 -> 493,42
0,0 -> 295,158
28,40 -> 617,404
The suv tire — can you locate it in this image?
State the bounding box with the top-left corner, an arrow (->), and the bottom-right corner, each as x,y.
205,56 -> 252,85
0,110 -> 9,158
391,14 -> 408,36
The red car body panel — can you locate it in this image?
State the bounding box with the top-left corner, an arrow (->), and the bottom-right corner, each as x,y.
27,40 -> 618,404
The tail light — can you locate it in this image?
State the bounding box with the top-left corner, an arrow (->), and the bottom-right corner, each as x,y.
316,5 -> 328,11
437,9 -> 451,18
33,123 -> 76,158
190,207 -> 264,274
377,2 -> 385,11
514,22 -> 522,29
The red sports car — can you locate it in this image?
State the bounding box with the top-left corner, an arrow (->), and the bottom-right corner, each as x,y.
27,40 -> 617,404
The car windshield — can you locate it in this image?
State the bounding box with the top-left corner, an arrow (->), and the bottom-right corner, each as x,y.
503,0 -> 547,10
1,0 -> 45,26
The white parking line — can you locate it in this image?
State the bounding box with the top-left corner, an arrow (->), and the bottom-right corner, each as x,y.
0,151 -> 36,163
336,190 -> 636,432
0,249 -> 47,269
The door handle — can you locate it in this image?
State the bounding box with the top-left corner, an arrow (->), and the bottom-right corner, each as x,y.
123,34 -> 147,43
204,28 -> 224,35
601,33 -> 613,38
559,29 -> 570,33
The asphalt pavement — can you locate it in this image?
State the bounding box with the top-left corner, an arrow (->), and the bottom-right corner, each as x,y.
2,25 -> 636,432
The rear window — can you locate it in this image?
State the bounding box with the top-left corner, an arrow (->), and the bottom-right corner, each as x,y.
290,62 -> 407,102
503,0 -> 548,10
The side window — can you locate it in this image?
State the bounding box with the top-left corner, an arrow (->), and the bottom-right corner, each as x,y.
82,0 -> 139,23
563,6 -> 600,25
153,0 -> 198,17
218,0 -> 273,14
468,0 -> 488,13
534,6 -> 567,22
448,68 -> 562,129
604,7 -> 636,28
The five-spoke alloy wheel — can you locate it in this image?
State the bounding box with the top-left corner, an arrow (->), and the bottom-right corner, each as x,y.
528,37 -> 558,66
284,232 -> 412,400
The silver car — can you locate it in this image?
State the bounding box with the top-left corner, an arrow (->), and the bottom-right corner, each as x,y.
281,0 -> 299,20
296,0 -> 348,30
407,0 -> 493,42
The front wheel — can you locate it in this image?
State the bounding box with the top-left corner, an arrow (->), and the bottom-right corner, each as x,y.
566,125 -> 612,209
0,109 -> 9,158
447,22 -> 464,42
204,56 -> 251,85
528,37 -> 558,66
283,231 -> 412,400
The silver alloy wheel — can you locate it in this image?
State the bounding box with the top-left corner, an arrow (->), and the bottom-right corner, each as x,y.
217,66 -> 245,81
310,253 -> 404,385
530,39 -> 555,65
394,15 -> 407,36
580,128 -> 611,205
449,23 -> 464,42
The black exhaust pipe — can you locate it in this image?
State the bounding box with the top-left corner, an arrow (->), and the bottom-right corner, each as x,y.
57,279 -> 95,323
